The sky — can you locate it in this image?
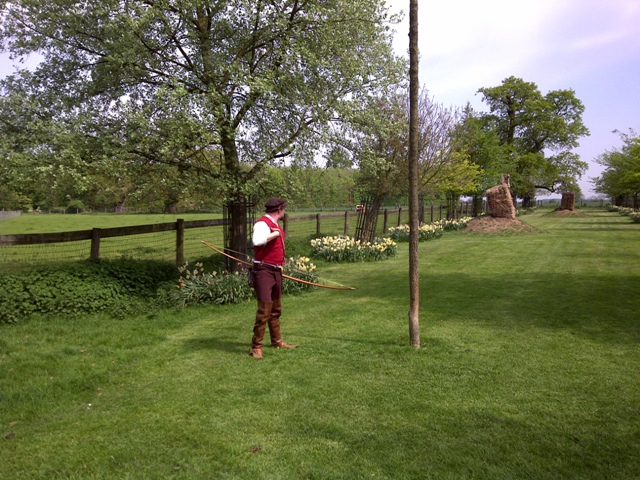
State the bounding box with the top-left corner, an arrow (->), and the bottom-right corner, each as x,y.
2,1 -> 639,197
386,0 -> 640,197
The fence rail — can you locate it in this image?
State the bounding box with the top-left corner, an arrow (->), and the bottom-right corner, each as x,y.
0,205 -> 475,272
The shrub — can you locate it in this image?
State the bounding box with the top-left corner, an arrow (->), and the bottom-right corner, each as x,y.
174,263 -> 252,307
66,199 -> 86,213
609,205 -> 640,222
173,256 -> 318,307
310,235 -> 397,262
0,259 -> 177,324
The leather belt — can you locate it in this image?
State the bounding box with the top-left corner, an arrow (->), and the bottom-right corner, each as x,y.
253,261 -> 284,270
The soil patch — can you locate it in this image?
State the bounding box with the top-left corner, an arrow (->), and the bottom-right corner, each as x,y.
463,216 -> 538,234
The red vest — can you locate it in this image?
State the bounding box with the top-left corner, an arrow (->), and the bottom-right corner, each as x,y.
254,215 -> 286,265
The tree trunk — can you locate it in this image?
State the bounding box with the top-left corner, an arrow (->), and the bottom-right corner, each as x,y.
163,200 -> 178,214
227,197 -> 249,272
472,195 -> 484,217
360,197 -> 383,243
446,192 -> 459,219
408,0 -> 420,348
221,133 -> 250,271
522,195 -> 535,209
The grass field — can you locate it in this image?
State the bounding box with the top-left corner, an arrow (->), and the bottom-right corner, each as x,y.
1,208 -> 639,479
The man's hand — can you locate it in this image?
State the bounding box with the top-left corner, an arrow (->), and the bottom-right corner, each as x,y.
266,230 -> 280,242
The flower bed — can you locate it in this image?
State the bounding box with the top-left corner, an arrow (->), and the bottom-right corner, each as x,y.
175,256 -> 318,306
310,235 -> 397,262
388,217 -> 472,242
609,205 -> 640,222
388,223 -> 443,242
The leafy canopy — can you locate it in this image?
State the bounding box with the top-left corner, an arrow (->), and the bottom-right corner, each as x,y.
0,0 -> 405,213
475,76 -> 589,198
593,129 -> 640,203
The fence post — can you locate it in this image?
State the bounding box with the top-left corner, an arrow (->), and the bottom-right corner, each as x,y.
397,207 -> 402,226
430,205 -> 434,223
439,204 -> 443,220
283,213 -> 289,236
176,219 -> 184,265
90,228 -> 101,261
344,210 -> 350,235
383,209 -> 389,233
316,213 -> 321,235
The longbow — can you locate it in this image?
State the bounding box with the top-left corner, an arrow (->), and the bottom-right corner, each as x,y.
200,241 -> 355,291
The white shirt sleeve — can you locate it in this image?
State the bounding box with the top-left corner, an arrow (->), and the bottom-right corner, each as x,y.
252,221 -> 271,246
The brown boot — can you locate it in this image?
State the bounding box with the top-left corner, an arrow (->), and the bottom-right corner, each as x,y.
248,348 -> 263,359
268,298 -> 298,349
250,301 -> 272,358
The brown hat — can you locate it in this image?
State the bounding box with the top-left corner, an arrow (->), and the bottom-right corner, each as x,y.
265,197 -> 287,212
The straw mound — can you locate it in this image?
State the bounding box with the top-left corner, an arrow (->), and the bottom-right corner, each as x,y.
549,208 -> 584,216
463,216 -> 537,234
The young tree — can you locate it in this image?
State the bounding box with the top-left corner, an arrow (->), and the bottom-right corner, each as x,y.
408,0 -> 420,348
1,0 -> 405,254
477,76 -> 589,206
351,88 -> 476,227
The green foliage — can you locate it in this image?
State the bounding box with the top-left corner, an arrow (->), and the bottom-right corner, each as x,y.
174,263 -> 253,307
310,235 -> 397,262
0,0 -> 405,235
593,129 -> 640,204
65,199 -> 85,213
0,259 -> 176,324
474,76 -> 589,197
173,256 -> 318,307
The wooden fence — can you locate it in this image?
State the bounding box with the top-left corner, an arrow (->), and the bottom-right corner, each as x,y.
0,204 -> 476,271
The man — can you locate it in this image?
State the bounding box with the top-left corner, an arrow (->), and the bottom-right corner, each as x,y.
249,197 -> 297,359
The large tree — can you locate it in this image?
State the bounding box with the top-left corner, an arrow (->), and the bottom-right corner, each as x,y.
0,0 -> 404,253
477,76 -> 589,206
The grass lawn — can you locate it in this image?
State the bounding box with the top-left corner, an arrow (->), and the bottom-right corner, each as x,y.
0,212 -> 224,235
1,208 -> 639,479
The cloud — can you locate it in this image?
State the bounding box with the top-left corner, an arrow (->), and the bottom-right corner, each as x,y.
385,0 -> 640,195
387,0 -> 640,101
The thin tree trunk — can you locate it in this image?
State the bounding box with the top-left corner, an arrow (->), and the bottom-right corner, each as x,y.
408,0 -> 420,348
